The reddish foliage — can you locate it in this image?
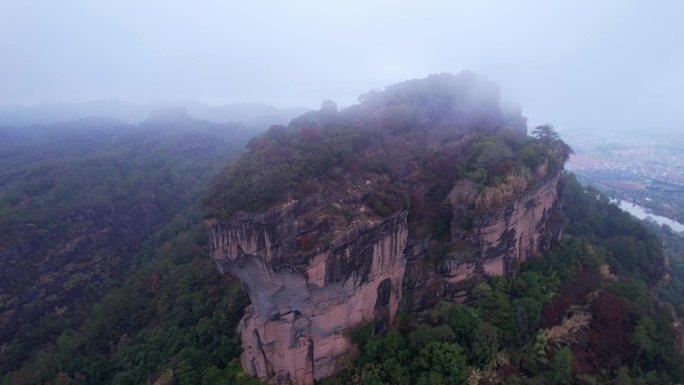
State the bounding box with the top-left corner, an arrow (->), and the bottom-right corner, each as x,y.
492,159 -> 514,175
454,239 -> 469,248
541,271 -> 602,327
56,371 -> 72,383
541,295 -> 572,327
15,195 -> 30,208
273,147 -> 290,161
298,234 -> 313,251
573,292 -> 638,374
540,270 -> 639,375
298,127 -> 320,140
408,191 -> 425,219
11,372 -> 35,385
564,271 -> 602,301
497,364 -> 521,378
423,154 -> 453,177
249,138 -> 268,151
146,272 -> 160,293
297,180 -> 318,195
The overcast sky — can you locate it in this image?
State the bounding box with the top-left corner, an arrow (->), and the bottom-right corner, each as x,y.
1,0 -> 682,133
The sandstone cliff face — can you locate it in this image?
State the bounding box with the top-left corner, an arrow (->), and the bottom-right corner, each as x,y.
402,172 -> 564,311
208,201 -> 407,385
204,73 -> 572,384
207,172 -> 564,384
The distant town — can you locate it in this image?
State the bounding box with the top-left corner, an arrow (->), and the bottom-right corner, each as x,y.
564,131 -> 684,227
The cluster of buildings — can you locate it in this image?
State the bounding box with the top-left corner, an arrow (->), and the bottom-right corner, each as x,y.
565,134 -> 684,223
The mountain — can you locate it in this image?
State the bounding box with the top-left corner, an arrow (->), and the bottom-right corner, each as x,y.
203,72 -> 571,384
0,100 -> 309,128
2,73 -> 682,385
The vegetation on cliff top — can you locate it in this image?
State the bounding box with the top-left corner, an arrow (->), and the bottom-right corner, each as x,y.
203,73 -> 571,224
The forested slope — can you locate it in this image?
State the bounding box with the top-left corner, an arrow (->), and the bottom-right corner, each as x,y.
0,110 -> 256,381
2,97 -> 682,385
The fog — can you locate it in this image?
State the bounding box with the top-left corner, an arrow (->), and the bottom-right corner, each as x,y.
1,0 -> 682,134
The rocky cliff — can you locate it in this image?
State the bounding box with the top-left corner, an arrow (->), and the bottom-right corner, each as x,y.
402,172 -> 564,311
208,202 -> 407,384
207,173 -> 563,384
204,72 -> 570,384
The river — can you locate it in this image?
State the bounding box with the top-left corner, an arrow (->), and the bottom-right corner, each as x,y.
613,199 -> 684,233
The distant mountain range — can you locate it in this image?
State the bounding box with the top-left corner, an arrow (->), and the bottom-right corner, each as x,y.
0,99 -> 309,128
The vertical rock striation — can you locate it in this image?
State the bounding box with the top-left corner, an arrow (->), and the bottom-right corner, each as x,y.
207,172 -> 563,384
204,72 -> 571,384
402,172 -> 564,311
208,202 -> 408,384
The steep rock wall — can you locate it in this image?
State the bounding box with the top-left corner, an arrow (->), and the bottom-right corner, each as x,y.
208,206 -> 407,385
403,172 -> 564,310
473,171 -> 563,274
208,172 -> 563,384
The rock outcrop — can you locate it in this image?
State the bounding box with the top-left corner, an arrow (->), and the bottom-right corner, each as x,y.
402,172 -> 564,311
208,202 -> 408,384
204,72 -> 570,384
207,172 -> 563,384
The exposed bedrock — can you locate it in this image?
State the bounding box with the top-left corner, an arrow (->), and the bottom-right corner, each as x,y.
403,172 -> 564,310
207,172 -> 563,384
208,205 -> 408,385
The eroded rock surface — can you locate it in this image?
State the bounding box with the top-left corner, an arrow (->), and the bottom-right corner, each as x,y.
208,203 -> 407,384
207,172 -> 563,384
205,73 -> 570,384
402,172 -> 564,310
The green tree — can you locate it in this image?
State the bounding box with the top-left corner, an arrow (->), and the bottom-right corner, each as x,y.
631,316 -> 656,366
413,341 -> 468,385
531,124 -> 560,143
471,322 -> 500,366
547,347 -> 573,385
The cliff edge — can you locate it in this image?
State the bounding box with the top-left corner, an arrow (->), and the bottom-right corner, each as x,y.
204,72 -> 570,384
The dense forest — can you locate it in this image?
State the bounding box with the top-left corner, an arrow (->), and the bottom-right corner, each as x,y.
1,84 -> 683,384
203,73 -> 560,222
0,110 -> 258,384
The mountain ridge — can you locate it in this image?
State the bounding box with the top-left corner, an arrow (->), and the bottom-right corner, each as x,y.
203,72 -> 570,384
0,99 -> 309,128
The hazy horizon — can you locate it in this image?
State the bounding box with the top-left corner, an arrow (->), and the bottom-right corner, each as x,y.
2,0 -> 682,133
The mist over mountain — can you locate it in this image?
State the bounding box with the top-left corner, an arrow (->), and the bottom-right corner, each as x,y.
0,70 -> 683,385
1,2 -> 683,383
0,100 -> 308,128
